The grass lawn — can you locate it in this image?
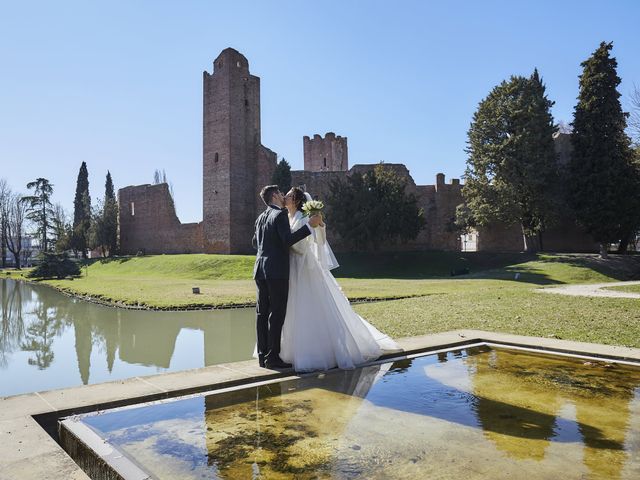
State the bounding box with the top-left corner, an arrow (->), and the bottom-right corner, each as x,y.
4,252 -> 639,347
354,280 -> 640,348
603,284 -> 640,295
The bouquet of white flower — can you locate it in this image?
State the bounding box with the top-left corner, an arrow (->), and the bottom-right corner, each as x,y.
301,199 -> 324,217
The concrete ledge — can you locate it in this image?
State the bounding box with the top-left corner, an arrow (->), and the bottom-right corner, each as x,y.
2,330 -> 640,479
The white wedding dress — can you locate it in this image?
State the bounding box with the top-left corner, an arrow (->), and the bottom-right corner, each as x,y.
279,210 -> 399,372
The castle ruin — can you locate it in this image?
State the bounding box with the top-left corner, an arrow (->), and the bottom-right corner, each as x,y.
118,48 -> 596,255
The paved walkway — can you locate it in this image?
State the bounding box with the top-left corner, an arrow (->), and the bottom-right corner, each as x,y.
539,280 -> 640,299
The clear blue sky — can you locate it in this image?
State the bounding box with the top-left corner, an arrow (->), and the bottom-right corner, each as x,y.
1,1 -> 639,223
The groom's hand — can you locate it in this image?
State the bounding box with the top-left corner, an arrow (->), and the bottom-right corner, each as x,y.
308,214 -> 321,228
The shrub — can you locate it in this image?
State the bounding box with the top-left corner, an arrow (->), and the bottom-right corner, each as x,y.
27,252 -> 81,279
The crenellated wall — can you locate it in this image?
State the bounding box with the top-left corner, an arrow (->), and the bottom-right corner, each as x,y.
117,49 -> 598,256
303,132 -> 348,172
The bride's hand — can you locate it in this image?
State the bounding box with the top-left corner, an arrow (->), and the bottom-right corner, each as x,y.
308,214 -> 321,228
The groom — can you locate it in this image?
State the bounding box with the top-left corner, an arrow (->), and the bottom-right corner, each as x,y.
252,185 -> 320,369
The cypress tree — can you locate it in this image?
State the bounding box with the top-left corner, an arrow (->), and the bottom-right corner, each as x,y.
72,162 -> 91,258
569,42 -> 637,257
104,171 -> 118,256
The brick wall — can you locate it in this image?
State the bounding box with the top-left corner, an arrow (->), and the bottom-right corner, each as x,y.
203,48 -> 262,254
117,49 -> 598,256
303,132 -> 348,172
118,184 -> 203,255
292,165 -> 463,251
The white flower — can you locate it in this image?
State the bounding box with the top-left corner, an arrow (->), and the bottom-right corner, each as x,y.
302,199 -> 324,216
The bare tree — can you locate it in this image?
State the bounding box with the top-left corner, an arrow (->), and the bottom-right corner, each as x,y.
152,168 -> 176,208
557,120 -> 573,134
0,179 -> 10,268
6,193 -> 29,269
51,203 -> 71,253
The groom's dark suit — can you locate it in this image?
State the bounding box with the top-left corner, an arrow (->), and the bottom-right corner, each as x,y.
253,205 -> 311,367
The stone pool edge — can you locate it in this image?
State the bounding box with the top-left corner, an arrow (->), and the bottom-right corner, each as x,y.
1,329 -> 640,480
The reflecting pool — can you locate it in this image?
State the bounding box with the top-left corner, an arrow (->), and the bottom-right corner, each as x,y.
0,278 -> 255,397
65,346 -> 640,479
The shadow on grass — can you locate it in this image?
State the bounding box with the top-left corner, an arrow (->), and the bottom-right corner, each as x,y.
78,256 -> 135,266
466,266 -> 563,285
333,251 -> 640,286
538,253 -> 640,281
333,251 -> 537,280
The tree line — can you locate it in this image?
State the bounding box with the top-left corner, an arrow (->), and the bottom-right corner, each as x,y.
0,164 -> 119,269
282,41 -> 640,255
461,41 -> 640,256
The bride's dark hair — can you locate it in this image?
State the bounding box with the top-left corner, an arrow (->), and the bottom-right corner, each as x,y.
287,187 -> 306,212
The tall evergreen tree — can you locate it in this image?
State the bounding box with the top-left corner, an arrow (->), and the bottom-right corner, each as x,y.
104,171 -> 118,255
569,42 -> 638,257
89,172 -> 119,257
271,158 -> 292,192
71,162 -> 91,258
462,70 -> 558,252
22,178 -> 55,252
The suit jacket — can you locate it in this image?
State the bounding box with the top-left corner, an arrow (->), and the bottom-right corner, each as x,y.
253,205 -> 312,280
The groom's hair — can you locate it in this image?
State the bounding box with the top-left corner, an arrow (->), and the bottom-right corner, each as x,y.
260,185 -> 280,206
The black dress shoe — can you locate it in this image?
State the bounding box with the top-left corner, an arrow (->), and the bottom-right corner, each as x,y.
258,355 -> 265,368
264,356 -> 292,369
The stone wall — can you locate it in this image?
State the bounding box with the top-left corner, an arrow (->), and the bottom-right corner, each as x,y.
542,223 -> 599,252
476,223 -> 523,252
292,165 -> 463,251
117,49 -> 599,256
255,145 -> 277,214
303,132 -> 348,172
118,183 -> 202,255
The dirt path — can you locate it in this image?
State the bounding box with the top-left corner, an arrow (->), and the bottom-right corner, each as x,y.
539,281 -> 640,299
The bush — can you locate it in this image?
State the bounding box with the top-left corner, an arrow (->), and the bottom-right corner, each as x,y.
27,252 -> 81,279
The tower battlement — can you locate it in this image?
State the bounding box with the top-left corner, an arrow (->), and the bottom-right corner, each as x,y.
303,132 -> 348,172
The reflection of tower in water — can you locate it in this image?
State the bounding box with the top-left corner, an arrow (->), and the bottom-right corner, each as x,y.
467,349 -> 640,479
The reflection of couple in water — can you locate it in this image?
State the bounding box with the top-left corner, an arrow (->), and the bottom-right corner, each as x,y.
252,185 -> 398,371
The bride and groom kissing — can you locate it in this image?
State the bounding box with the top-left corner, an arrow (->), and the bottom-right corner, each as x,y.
253,185 -> 398,372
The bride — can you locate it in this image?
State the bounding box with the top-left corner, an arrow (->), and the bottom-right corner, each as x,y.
279,187 -> 399,372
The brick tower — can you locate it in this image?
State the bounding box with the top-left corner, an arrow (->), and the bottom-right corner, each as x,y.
303,132 -> 348,172
203,48 -> 266,253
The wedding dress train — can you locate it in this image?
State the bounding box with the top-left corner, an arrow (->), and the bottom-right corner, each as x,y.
280,211 -> 399,372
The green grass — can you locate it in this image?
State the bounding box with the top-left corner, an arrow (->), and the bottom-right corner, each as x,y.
7,252 -> 640,348
353,279 -> 640,348
603,284 -> 640,294
43,255 -> 257,308
81,254 -> 255,280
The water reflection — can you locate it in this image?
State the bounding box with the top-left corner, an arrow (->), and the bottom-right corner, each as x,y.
0,278 -> 256,397
465,349 -> 638,479
76,348 -> 640,479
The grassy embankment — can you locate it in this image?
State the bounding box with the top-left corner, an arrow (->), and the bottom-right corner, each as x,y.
6,252 -> 640,348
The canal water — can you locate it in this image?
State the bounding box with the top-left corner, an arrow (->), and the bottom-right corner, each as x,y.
0,278 -> 255,397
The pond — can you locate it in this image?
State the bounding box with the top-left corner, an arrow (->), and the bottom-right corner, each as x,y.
61,346 -> 640,479
0,278 -> 256,397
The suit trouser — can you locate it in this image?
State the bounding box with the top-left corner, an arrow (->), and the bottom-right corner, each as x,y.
255,278 -> 288,358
